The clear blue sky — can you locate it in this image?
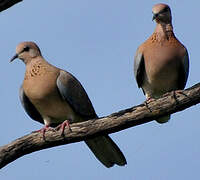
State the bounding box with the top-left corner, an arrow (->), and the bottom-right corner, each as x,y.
1,0 -> 199,179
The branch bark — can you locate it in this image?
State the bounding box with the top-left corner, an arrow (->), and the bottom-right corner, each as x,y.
0,0 -> 22,12
0,83 -> 200,169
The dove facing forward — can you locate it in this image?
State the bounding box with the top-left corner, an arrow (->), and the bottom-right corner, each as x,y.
134,3 -> 189,123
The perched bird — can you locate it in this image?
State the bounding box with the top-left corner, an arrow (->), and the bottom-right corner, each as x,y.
134,3 -> 189,123
10,41 -> 126,168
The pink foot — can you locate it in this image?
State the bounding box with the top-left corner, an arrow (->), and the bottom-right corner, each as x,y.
33,125 -> 55,139
174,90 -> 188,97
56,120 -> 72,135
146,97 -> 154,103
172,90 -> 189,104
144,97 -> 155,112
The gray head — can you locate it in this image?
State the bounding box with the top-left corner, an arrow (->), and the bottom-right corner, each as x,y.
10,41 -> 42,64
152,3 -> 172,24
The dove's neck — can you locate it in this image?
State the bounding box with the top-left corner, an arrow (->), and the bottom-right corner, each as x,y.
154,23 -> 174,40
24,57 -> 52,77
23,56 -> 44,65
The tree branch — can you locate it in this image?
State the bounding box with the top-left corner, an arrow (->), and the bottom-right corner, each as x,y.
0,0 -> 22,12
0,83 -> 200,169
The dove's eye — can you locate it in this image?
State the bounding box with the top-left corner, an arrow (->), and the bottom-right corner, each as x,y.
23,46 -> 30,52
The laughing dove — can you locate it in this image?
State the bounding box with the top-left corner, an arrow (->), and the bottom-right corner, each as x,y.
134,3 -> 189,123
10,41 -> 127,168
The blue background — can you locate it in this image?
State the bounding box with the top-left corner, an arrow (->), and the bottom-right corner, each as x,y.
0,0 -> 199,179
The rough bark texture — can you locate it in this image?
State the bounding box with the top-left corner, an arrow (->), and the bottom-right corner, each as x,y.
0,83 -> 200,169
0,0 -> 22,12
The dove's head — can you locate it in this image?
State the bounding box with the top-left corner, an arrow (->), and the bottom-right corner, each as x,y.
10,41 -> 42,64
152,3 -> 172,24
